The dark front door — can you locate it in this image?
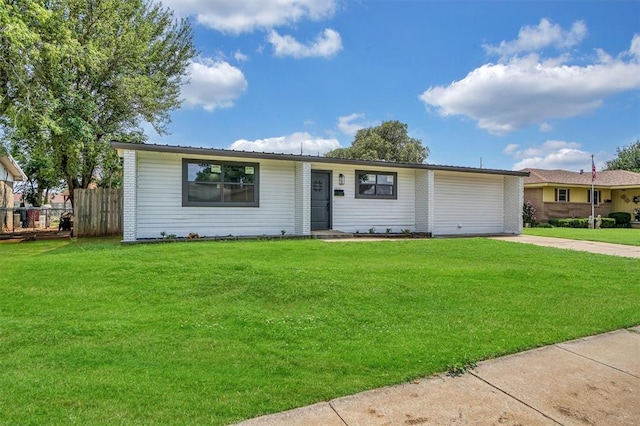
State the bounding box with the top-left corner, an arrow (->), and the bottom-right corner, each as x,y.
311,171 -> 331,230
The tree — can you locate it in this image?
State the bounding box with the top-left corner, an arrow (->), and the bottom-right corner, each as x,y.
0,1 -> 50,117
325,121 -> 429,163
604,141 -> 640,173
1,0 -> 196,206
8,127 -> 64,206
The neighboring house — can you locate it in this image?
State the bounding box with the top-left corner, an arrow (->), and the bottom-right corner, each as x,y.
1,154 -> 26,231
523,168 -> 640,222
113,142 -> 528,242
14,192 -> 71,209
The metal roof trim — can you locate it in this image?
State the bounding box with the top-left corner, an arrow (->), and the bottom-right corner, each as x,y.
111,142 -> 529,177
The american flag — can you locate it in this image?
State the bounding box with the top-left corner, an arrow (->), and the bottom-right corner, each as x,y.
592,157 -> 596,182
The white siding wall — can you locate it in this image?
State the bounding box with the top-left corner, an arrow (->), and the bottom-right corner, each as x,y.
126,150 -> 523,239
321,163 -> 416,233
433,171 -> 505,235
136,151 -> 296,238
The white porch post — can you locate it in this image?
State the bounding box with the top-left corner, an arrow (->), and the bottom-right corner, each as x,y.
415,170 -> 433,234
294,162 -> 311,235
122,149 -> 138,242
503,176 -> 523,234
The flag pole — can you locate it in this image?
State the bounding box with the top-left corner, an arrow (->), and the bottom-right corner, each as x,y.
591,154 -> 595,225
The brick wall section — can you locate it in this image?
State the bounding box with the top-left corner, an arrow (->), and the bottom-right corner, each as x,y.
426,170 -> 434,234
294,162 -> 311,235
1,181 -> 14,230
526,188 -> 613,221
524,188 -> 544,221
504,176 -> 523,234
543,203 -> 612,220
122,150 -> 137,241
414,170 -> 429,232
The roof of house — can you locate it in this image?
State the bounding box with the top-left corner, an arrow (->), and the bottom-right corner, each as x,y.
523,168 -> 640,187
0,154 -> 26,181
112,142 -> 529,177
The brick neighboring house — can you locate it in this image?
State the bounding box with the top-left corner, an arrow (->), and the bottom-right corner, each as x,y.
1,154 -> 27,231
522,168 -> 640,222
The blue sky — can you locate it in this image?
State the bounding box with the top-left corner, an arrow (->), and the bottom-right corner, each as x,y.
152,0 -> 640,172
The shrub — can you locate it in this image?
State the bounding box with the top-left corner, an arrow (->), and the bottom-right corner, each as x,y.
552,217 -> 615,228
608,212 -> 632,228
600,218 -> 616,228
522,201 -> 536,226
534,222 -> 553,228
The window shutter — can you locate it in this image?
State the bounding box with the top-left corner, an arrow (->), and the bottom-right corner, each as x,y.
555,188 -> 558,202
567,189 -> 570,202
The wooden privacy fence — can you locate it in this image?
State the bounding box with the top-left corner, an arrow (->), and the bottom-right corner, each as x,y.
74,188 -> 122,237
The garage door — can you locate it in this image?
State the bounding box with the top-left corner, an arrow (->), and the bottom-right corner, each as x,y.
433,172 -> 504,235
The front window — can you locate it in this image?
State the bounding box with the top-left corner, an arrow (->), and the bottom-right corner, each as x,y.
355,171 -> 397,199
588,190 -> 601,205
182,159 -> 259,207
556,188 -> 569,202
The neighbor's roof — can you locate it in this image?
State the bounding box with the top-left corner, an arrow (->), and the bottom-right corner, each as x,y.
111,142 -> 529,177
523,168 -> 640,187
0,154 -> 26,181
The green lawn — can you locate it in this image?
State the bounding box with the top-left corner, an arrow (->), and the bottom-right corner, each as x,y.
1,237 -> 639,424
523,227 -> 640,246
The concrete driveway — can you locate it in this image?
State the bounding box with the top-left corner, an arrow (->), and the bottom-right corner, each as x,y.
490,235 -> 640,258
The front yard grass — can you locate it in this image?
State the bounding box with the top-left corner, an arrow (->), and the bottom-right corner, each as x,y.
1,237 -> 639,424
523,227 -> 640,246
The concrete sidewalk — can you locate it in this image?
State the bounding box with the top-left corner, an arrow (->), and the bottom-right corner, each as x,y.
236,327 -> 640,425
490,235 -> 640,258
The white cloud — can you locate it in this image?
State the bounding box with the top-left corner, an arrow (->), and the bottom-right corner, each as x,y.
268,28 -> 342,58
337,113 -> 370,135
233,50 -> 249,62
503,143 -> 519,155
420,31 -> 640,135
229,132 -> 340,155
505,140 -> 596,170
483,18 -> 587,58
629,34 -> 640,59
182,58 -> 248,111
539,122 -> 553,132
162,0 -> 337,34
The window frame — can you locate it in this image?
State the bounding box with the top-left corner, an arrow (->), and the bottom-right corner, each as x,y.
555,188 -> 570,202
355,170 -> 398,200
182,158 -> 260,207
588,189 -> 601,205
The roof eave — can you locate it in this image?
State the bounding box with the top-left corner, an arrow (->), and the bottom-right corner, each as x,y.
111,142 -> 529,177
0,155 -> 27,181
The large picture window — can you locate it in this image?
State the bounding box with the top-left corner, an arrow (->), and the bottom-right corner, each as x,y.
355,170 -> 397,199
182,159 -> 259,207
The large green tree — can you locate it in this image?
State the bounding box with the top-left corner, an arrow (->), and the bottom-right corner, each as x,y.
0,1 -> 49,117
325,120 -> 429,163
1,0 -> 195,206
604,141 -> 640,173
